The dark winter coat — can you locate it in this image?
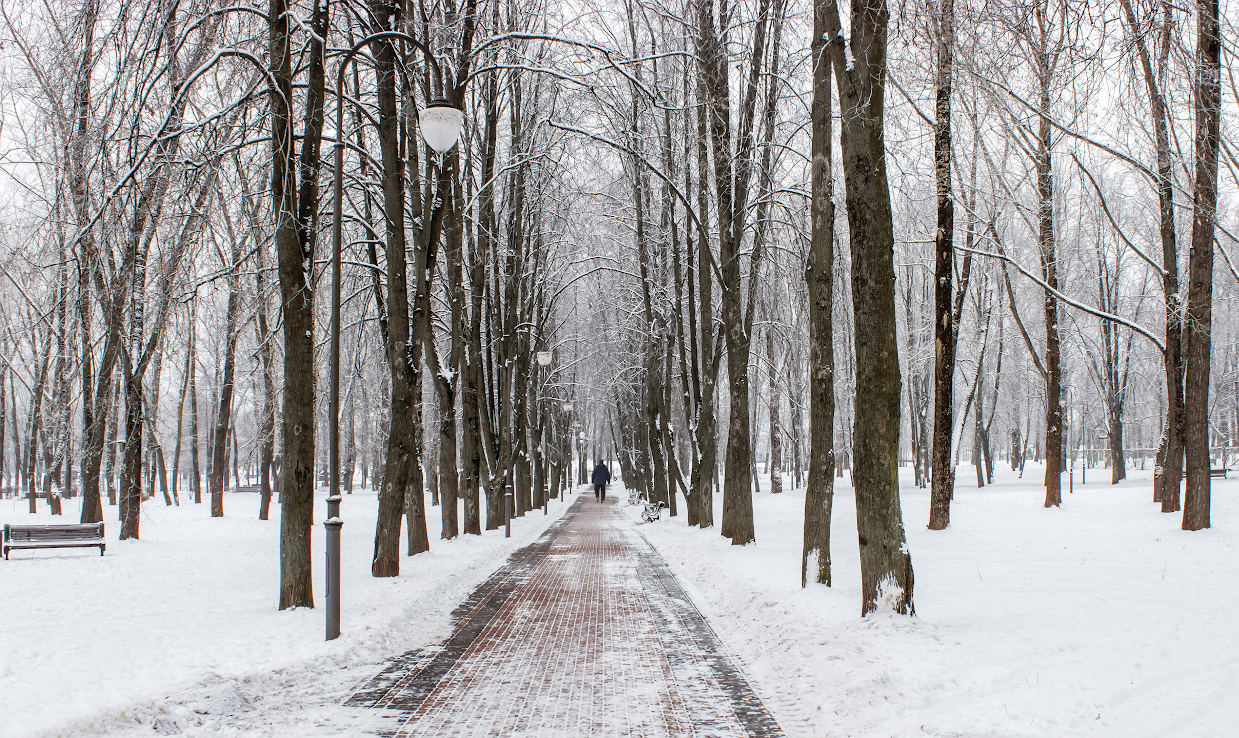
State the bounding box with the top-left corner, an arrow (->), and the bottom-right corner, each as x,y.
591,463 -> 611,486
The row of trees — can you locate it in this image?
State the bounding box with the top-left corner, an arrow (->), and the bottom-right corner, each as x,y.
0,0 -> 1233,616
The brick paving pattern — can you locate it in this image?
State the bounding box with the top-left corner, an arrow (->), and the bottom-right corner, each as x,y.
348,495 -> 783,737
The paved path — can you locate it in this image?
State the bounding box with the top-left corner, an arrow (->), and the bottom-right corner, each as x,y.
347,494 -> 783,737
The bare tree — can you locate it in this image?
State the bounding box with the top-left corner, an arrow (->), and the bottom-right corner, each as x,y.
821,0 -> 915,615
1182,0 -> 1221,531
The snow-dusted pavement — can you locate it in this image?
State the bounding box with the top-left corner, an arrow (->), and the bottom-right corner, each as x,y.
347,494 -> 780,737
0,488 -> 579,737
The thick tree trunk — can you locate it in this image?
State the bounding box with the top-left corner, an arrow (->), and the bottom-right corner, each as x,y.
694,0 -> 776,545
0,366 -> 6,491
824,0 -> 914,615
803,0 -> 836,586
255,242 -> 276,520
1038,77 -> 1064,509
1182,0 -> 1220,532
428,312 -> 460,541
1120,0 -> 1184,511
118,368 -> 143,539
927,0 -> 956,530
270,0 -> 324,609
370,9 -> 414,576
693,101 -> 717,529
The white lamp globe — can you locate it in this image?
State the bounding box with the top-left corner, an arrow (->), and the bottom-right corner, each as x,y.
419,98 -> 463,153
537,351 -> 552,366
563,403 -> 573,412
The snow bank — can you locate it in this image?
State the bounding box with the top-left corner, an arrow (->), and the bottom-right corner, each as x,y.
0,487 -> 575,737
630,466 -> 1239,738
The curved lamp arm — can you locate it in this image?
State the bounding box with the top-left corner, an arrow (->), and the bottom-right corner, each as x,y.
334,30 -> 445,143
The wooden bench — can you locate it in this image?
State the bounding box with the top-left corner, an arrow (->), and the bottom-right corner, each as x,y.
1211,468 -> 1228,480
3,523 -> 105,560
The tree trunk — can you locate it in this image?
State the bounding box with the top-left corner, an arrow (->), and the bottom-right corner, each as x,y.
823,0 -> 914,615
1037,70 -> 1064,509
692,99 -> 717,530
1182,0 -> 1220,531
803,0 -> 836,586
254,238 -> 276,520
189,318 -> 202,505
766,328 -> 782,495
26,338 -> 51,515
1120,0 -> 1184,511
370,7 -> 414,576
927,0 -> 956,529
0,365 -> 7,492
270,0 -> 325,609
209,243 -> 241,518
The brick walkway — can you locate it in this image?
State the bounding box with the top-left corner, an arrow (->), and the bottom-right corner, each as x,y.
348,494 -> 783,737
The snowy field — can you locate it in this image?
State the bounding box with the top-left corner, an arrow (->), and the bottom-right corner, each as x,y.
634,465 -> 1239,738
0,488 -> 575,737
3,468 -> 1236,738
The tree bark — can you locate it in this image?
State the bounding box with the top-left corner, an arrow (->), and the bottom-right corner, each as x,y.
803,0 -> 835,586
1120,0 -> 1184,511
822,0 -> 914,615
1036,66 -> 1064,509
766,328 -> 782,495
270,0 -> 325,609
370,3 -> 415,576
927,0 -> 956,530
209,234 -> 241,518
1182,0 -> 1220,532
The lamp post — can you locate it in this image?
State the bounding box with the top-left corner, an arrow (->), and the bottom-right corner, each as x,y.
562,402 -> 573,497
327,31 -> 462,642
535,352 -> 552,511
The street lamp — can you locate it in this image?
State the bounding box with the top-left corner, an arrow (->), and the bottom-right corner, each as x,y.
327,31 -> 463,642
562,402 -> 573,412
418,101 -> 464,153
537,351 -> 553,367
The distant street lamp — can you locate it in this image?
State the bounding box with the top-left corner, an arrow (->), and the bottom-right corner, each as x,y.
563,402 -> 573,412
537,351 -> 552,367
327,31 -> 463,642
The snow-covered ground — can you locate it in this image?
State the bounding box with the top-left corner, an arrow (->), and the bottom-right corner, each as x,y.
632,464 -> 1239,738
1,488 -> 575,737
4,467 -> 1235,738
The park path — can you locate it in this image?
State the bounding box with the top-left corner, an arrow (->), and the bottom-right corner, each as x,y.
346,493 -> 783,737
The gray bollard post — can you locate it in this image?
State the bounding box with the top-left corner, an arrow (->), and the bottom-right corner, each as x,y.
505,482 -> 514,538
325,510 -> 343,641
327,494 -> 342,519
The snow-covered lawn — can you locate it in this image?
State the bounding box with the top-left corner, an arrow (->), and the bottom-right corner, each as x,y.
632,464 -> 1239,738
0,488 -> 575,737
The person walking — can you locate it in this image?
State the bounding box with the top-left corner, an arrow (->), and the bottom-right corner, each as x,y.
591,461 -> 611,503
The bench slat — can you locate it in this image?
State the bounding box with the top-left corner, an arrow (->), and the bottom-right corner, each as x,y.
6,540 -> 105,548
10,530 -> 101,539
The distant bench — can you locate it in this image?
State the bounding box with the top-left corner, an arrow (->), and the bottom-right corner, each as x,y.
1211,468 -> 1228,480
3,523 -> 105,560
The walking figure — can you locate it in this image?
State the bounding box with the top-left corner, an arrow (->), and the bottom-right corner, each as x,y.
592,461 -> 611,503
